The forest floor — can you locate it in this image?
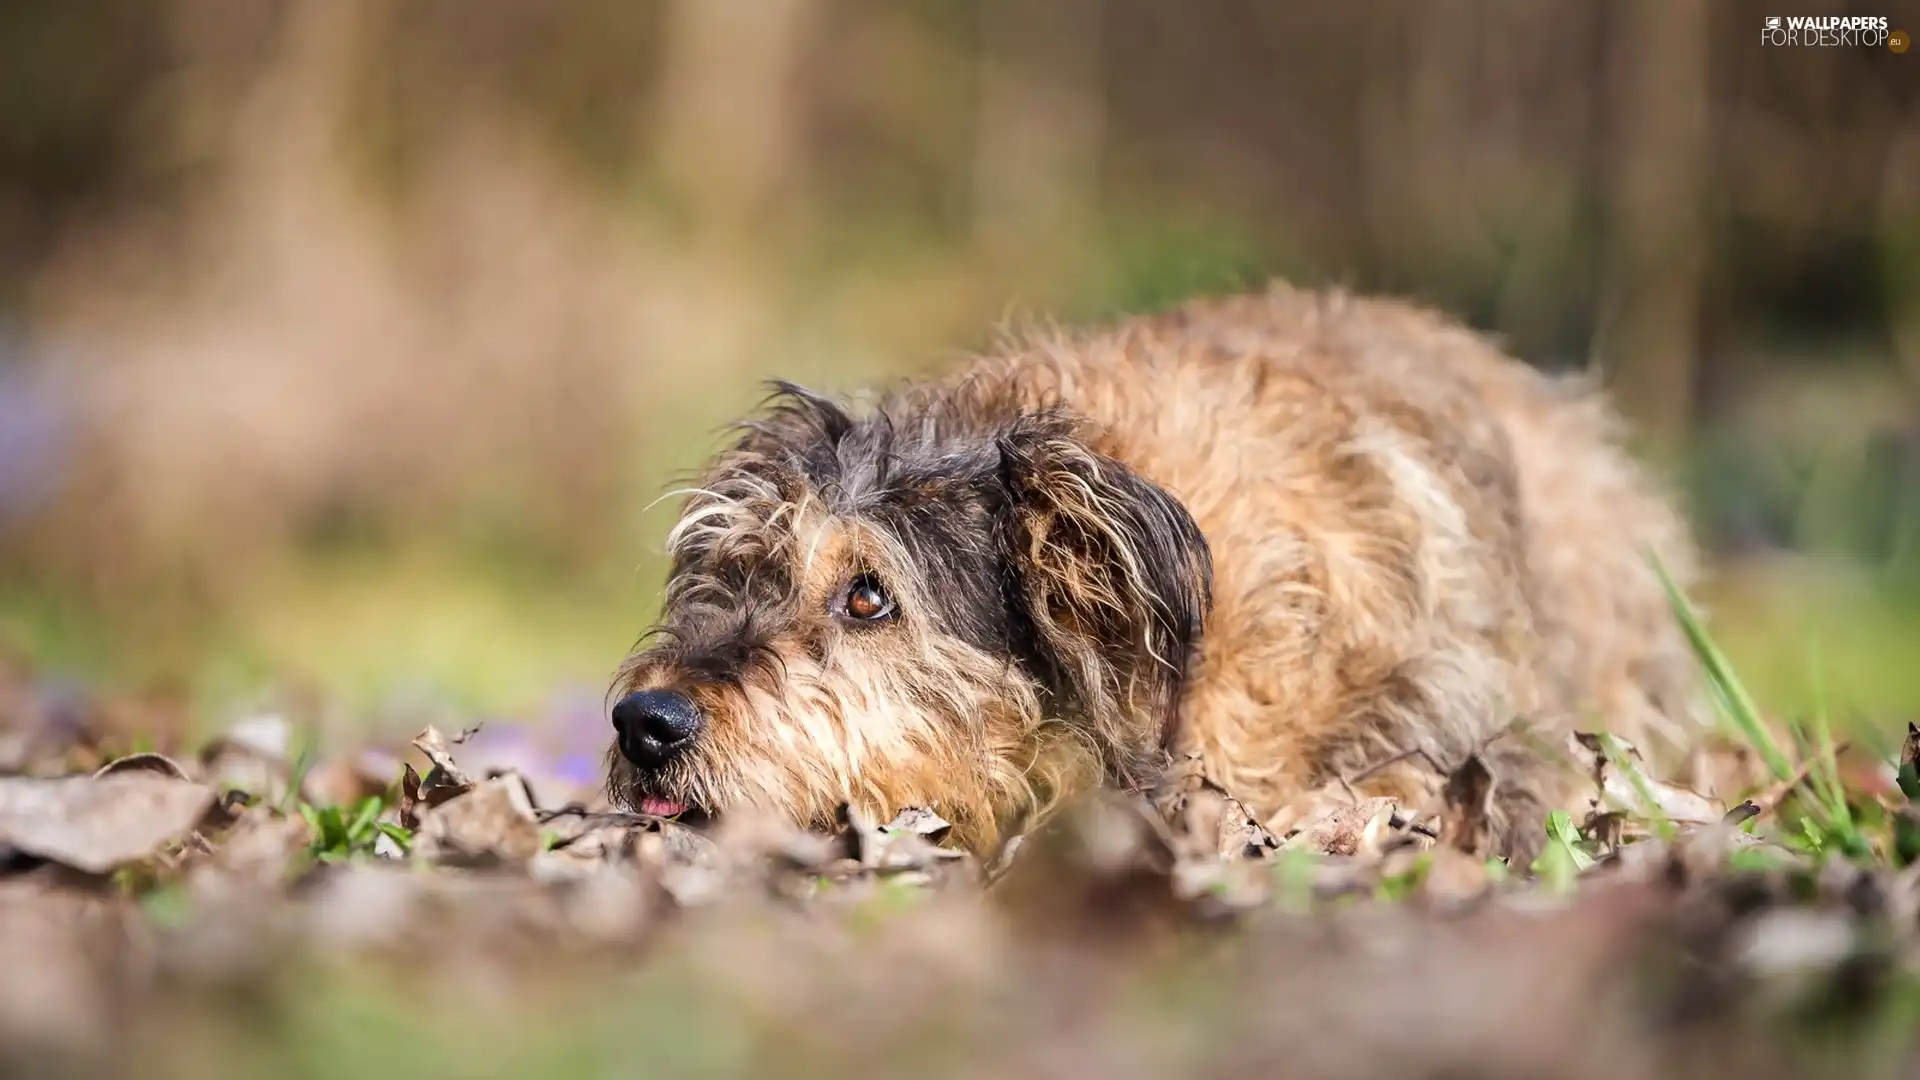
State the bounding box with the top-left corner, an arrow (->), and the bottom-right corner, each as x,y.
4,583 -> 1920,1080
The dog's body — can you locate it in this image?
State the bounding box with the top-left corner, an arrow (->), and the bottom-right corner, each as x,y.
607,284 -> 1703,856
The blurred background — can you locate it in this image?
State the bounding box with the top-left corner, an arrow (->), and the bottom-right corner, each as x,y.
0,0 -> 1917,746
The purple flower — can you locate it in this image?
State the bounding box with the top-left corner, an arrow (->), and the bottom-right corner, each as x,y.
450,685 -> 615,805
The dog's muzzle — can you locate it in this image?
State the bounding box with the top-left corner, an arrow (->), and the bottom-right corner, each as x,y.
611,689 -> 703,770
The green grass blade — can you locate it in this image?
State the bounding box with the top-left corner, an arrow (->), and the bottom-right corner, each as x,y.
346,796 -> 383,843
1804,638 -> 1853,833
279,730 -> 319,813
317,806 -> 348,850
1649,553 -> 1794,782
1547,811 -> 1594,870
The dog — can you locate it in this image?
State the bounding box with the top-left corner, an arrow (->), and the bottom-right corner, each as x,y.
605,283 -> 1704,858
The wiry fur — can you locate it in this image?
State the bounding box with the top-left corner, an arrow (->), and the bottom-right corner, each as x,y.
608,283 -> 1705,857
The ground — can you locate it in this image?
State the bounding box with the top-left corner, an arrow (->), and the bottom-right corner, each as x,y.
3,581 -> 1920,1080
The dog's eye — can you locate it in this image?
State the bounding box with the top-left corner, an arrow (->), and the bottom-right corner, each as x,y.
839,573 -> 895,622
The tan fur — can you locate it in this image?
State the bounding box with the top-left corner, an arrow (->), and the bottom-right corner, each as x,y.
610,282 -> 1705,856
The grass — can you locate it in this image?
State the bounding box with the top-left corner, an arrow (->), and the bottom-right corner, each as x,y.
284,724 -> 413,862
299,794 -> 412,863
1530,810 -> 1595,891
1651,553 -> 1886,863
1655,555 -> 1795,782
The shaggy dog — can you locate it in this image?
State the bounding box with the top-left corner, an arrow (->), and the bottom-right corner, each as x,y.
605,284 -> 1704,857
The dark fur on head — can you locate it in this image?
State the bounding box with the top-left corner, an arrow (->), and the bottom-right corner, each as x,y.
607,379 -> 1212,850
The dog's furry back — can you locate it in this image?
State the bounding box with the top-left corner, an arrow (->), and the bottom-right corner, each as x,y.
920,285 -> 1703,835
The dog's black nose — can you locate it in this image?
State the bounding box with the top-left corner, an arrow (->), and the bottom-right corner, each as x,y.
611,689 -> 703,768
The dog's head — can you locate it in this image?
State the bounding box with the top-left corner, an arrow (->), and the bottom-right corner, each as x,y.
606,382 -> 1211,851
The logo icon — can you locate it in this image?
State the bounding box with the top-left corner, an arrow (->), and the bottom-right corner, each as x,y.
1766,16 -> 1781,29
1894,29 -> 1911,52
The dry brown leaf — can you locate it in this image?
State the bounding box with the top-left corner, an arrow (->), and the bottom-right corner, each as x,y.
531,809 -> 714,880
1280,797 -> 1401,859
1573,733 -> 1725,825
413,773 -> 543,866
883,806 -> 953,843
397,763 -> 424,830
1143,769 -> 1277,907
1265,783 -> 1362,839
0,774 -> 216,874
706,809 -> 840,875
410,726 -> 477,809
1584,810 -> 1629,853
203,808 -> 313,885
1179,786 -> 1280,862
841,804 -> 969,874
1438,754 -> 1494,856
1171,856 -> 1273,914
1147,759 -> 1281,863
92,753 -> 193,783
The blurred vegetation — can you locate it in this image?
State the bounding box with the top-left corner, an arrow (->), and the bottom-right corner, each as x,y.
0,0 -> 1916,730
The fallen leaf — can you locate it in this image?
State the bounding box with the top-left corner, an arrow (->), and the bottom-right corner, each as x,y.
413,774 -> 543,866
199,808 -> 313,886
1280,797 -> 1402,859
708,808 -> 840,874
533,809 -> 714,877
1438,755 -> 1494,856
92,753 -> 193,783
411,726 -> 477,809
840,804 -> 968,874
883,806 -> 953,843
397,764 -> 424,829
0,774 -> 216,874
1897,724 -> 1920,803
1573,733 -> 1724,825
1265,783 -> 1364,839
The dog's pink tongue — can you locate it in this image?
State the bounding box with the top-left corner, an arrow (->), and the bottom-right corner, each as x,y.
640,796 -> 689,818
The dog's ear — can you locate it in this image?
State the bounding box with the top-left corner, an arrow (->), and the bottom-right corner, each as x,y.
996,421 -> 1212,783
